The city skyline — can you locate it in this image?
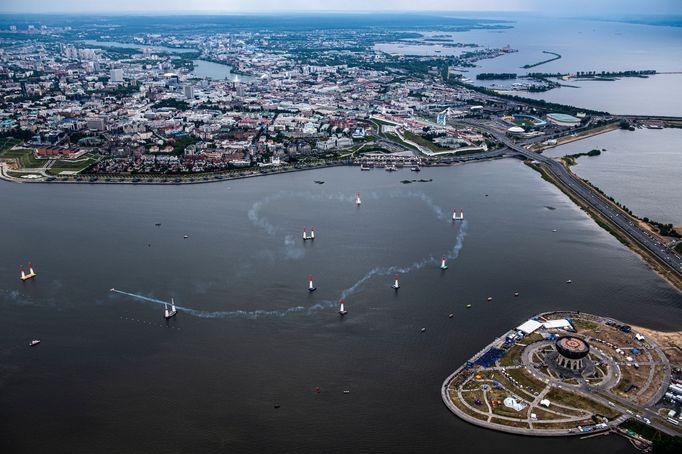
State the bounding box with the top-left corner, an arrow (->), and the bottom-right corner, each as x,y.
0,0 -> 680,15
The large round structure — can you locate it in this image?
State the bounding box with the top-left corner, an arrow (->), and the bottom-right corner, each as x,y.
555,336 -> 590,371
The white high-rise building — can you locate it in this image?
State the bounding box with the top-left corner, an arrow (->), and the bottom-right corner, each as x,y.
184,85 -> 195,99
110,68 -> 124,83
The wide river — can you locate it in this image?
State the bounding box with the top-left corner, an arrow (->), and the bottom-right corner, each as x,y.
544,128 -> 682,225
379,17 -> 682,115
1,161 -> 680,453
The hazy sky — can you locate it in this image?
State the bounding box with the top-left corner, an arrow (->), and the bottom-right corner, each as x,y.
0,0 -> 680,15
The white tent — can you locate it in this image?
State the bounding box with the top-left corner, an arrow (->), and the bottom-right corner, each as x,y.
543,319 -> 573,330
516,319 -> 543,334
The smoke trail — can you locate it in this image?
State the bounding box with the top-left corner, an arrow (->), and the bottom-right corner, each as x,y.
247,190 -> 450,243
388,190 -> 446,221
109,220 -> 468,320
339,219 -> 467,299
110,288 -> 330,319
283,234 -> 304,260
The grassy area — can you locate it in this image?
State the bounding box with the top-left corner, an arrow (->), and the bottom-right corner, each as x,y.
383,132 -> 418,151
493,404 -> 527,419
368,117 -> 399,127
506,367 -> 546,392
0,137 -> 21,154
13,149 -> 44,168
532,419 -> 594,430
447,385 -> 489,421
402,130 -> 449,152
530,406 -> 572,421
675,243 -> 682,255
47,157 -> 98,175
572,319 -> 600,332
545,388 -> 620,419
489,417 -> 530,429
499,345 -> 524,367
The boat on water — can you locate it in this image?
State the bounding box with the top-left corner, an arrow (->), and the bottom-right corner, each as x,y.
164,298 -> 178,320
466,304 -> 472,308
360,165 -> 371,171
314,180 -> 325,184
29,339 -> 41,347
411,165 -> 421,172
385,164 -> 397,172
308,275 -> 317,292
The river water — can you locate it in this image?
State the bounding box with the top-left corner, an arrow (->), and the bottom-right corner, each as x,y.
191,59 -> 257,82
543,128 -> 682,225
377,17 -> 682,116
1,161 -> 679,453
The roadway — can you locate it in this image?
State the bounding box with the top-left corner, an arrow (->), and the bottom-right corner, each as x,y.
453,119 -> 682,277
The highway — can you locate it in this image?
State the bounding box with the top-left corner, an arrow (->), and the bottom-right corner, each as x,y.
455,119 -> 682,278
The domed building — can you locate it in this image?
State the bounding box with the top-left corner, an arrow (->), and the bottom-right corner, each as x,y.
554,336 -> 590,371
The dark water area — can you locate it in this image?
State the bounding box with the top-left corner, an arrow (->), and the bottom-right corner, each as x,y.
1,161 -> 679,453
543,128 -> 682,225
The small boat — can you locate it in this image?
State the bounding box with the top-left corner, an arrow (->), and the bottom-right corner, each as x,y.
183,235 -> 189,239
466,304 -> 472,308
552,229 -> 558,232
385,164 -> 397,172
29,339 -> 41,347
487,297 -> 493,302
274,403 -> 281,409
566,279 -> 573,284
440,256 -> 448,270
308,275 -> 317,292
164,298 -> 178,320
356,193 -> 362,206
360,165 -> 371,171
155,223 -> 162,226
448,313 -> 454,318
411,166 -> 421,172
421,328 -> 426,333
314,180 -> 325,184
343,390 -> 350,394
514,292 -> 519,297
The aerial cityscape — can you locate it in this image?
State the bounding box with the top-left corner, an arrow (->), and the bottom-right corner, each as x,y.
0,1 -> 681,453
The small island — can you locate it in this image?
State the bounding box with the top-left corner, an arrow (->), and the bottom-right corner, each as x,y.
442,311 -> 682,449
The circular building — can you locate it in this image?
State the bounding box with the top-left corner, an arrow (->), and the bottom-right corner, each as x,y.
555,336 -> 590,371
507,126 -> 526,137
547,113 -> 581,127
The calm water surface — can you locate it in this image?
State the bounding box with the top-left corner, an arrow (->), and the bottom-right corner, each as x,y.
382,18 -> 682,115
544,128 -> 682,225
1,161 -> 679,453
81,40 -> 197,54
191,59 -> 257,82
